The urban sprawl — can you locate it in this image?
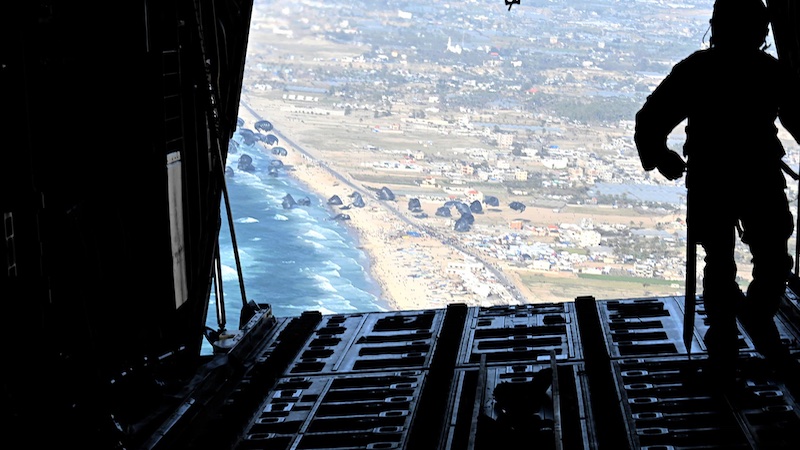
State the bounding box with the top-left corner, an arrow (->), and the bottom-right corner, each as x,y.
237,0 -> 800,303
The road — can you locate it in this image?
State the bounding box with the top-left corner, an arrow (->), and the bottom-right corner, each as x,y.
239,101 -> 527,305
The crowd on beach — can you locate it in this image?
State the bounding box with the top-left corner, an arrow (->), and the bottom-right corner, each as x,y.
235,106 -> 525,311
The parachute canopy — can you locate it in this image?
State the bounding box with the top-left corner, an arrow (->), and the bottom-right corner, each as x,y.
238,128 -> 257,146
509,201 -> 527,212
454,216 -> 472,232
469,200 -> 483,214
282,194 -> 296,209
255,119 -> 273,132
238,154 -> 255,172
378,186 -> 395,201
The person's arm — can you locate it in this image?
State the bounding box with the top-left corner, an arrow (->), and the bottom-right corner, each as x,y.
778,64 -> 800,146
634,64 -> 690,179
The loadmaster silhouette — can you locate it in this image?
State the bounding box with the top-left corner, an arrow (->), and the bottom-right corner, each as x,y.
635,0 -> 800,388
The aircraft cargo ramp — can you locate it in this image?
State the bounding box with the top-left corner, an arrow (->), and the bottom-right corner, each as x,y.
164,292 -> 800,450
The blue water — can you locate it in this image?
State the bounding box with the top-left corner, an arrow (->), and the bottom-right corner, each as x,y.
204,131 -> 388,344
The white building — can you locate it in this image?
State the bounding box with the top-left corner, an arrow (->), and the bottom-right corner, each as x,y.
634,263 -> 654,278
530,260 -> 552,271
496,133 -> 514,149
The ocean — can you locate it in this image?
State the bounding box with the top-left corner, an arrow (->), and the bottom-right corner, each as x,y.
203,130 -> 388,348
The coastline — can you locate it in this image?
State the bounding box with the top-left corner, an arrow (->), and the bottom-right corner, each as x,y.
236,103 -> 472,312
293,166 -> 397,312
283,155 -> 467,311
235,96 -> 689,309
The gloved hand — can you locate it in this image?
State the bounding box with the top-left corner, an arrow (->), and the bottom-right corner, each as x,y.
657,150 -> 686,180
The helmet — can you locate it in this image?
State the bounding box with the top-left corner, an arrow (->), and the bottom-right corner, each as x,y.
710,0 -> 770,48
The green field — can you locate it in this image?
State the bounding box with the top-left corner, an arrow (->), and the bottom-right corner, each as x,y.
577,273 -> 681,286
519,272 -> 683,302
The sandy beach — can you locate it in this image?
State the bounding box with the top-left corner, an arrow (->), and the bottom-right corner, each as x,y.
235,92 -> 692,311
229,16 -> 697,309
236,101 -> 507,312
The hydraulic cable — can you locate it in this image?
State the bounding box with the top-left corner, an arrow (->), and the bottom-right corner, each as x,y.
192,0 -> 248,311
213,241 -> 227,331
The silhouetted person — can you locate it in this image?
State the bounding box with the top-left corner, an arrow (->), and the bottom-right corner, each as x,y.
635,0 -> 800,386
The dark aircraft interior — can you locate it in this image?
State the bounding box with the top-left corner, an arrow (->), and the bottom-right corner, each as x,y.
3,1 -> 800,449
